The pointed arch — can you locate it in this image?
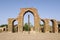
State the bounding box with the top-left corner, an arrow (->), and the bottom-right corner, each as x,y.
17,8 -> 40,32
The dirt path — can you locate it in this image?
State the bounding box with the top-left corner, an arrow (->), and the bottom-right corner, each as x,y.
0,32 -> 60,40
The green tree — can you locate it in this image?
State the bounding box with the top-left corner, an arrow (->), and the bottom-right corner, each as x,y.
0,24 -> 8,27
23,23 -> 31,31
23,23 -> 29,31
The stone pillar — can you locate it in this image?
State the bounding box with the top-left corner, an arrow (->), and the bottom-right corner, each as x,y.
28,15 -> 30,33
18,17 -> 23,32
28,15 -> 30,30
51,19 -> 58,33
34,16 -> 40,32
44,19 -> 50,33
41,19 -> 50,33
8,18 -> 14,32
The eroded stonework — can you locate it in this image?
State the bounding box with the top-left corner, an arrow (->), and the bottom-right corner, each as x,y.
8,8 -> 58,33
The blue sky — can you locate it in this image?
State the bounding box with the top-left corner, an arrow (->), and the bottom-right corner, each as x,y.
0,0 -> 60,25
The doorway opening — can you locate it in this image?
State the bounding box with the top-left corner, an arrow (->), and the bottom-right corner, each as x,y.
23,11 -> 34,31
12,20 -> 18,32
40,19 -> 45,32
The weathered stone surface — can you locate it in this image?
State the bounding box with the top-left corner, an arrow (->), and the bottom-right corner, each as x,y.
50,19 -> 58,33
8,8 -> 58,33
8,8 -> 40,32
41,19 -> 50,33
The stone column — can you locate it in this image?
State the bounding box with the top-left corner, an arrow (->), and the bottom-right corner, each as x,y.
18,17 -> 23,32
44,19 -> 50,33
34,16 -> 40,32
8,18 -> 14,32
42,19 -> 50,33
28,15 -> 30,33
51,19 -> 58,33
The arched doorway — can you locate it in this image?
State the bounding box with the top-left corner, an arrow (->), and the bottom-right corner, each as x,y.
17,8 -> 40,32
40,19 -> 50,33
8,8 -> 40,32
50,19 -> 58,33
49,21 -> 53,33
23,12 -> 34,31
12,20 -> 18,32
40,19 -> 45,32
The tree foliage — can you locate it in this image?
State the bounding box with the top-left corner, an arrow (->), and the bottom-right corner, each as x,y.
23,23 -> 30,31
0,24 -> 8,27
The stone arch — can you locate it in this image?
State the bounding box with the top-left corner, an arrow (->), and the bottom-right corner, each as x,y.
23,10 -> 34,17
8,18 -> 18,32
23,10 -> 34,26
40,19 -> 50,33
49,21 -> 53,33
12,20 -> 18,32
40,19 -> 45,32
17,8 -> 40,32
50,19 -> 58,33
23,12 -> 34,31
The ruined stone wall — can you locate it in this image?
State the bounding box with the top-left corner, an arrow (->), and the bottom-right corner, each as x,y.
8,8 -> 58,33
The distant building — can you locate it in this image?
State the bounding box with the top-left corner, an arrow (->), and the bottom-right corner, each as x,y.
0,26 -> 6,32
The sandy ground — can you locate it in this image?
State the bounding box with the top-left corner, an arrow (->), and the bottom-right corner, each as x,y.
0,31 -> 60,40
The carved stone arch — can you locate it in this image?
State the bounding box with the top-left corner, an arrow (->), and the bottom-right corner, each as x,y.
50,19 -> 58,33
17,8 -> 40,32
41,19 -> 50,33
12,19 -> 18,32
40,19 -> 45,32
8,18 -> 18,32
